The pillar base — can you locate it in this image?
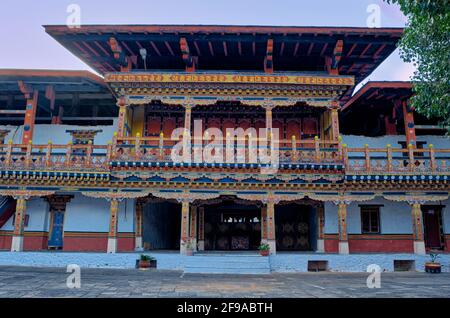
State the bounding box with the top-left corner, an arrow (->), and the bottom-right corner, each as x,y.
267,240 -> 276,255
191,238 -> 197,251
107,237 -> 117,253
11,235 -> 24,252
180,240 -> 187,255
316,239 -> 325,253
414,241 -> 426,255
338,241 -> 349,254
198,240 -> 205,251
135,236 -> 143,252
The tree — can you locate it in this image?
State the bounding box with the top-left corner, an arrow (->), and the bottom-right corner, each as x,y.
385,0 -> 450,129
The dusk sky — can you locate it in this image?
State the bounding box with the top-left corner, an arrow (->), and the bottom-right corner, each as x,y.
0,0 -> 413,87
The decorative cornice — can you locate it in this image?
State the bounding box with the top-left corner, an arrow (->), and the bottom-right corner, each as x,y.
382,194 -> 449,205
105,72 -> 355,86
81,190 -> 151,200
0,189 -> 55,200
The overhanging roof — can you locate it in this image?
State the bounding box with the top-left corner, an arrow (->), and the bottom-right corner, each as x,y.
0,69 -> 109,94
44,25 -> 403,84
342,81 -> 413,112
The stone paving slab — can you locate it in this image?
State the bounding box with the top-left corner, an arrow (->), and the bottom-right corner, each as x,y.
0,266 -> 449,298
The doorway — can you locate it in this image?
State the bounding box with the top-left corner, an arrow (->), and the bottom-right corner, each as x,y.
142,201 -> 181,250
422,206 -> 445,250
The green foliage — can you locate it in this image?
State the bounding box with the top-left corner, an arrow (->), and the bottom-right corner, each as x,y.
258,243 -> 270,251
429,253 -> 440,263
140,254 -> 155,261
385,0 -> 450,129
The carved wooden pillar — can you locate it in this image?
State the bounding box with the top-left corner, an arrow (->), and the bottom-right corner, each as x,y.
189,206 -> 198,251
330,101 -> 340,142
184,104 -> 192,133
266,201 -> 276,254
197,207 -> 205,251
117,97 -> 128,138
11,197 -> 27,252
316,204 -> 325,253
107,199 -> 120,253
261,206 -> 267,242
265,105 -> 273,131
180,200 -> 190,255
336,201 -> 349,254
410,202 -> 425,255
135,199 -> 144,251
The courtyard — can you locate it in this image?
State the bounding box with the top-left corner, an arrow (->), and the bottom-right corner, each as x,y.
0,266 -> 449,298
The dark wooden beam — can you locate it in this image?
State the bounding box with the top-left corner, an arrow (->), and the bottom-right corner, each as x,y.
208,41 -> 214,56
293,42 -> 300,56
359,43 -> 372,58
223,41 -> 228,57
373,44 -> 386,58
320,43 -> 328,56
164,41 -> 175,56
150,41 -> 161,56
193,41 -> 201,56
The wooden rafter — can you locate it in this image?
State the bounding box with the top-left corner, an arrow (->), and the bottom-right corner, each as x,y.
293,42 -> 300,56
359,43 -> 372,58
150,41 -> 161,56
164,41 -> 175,56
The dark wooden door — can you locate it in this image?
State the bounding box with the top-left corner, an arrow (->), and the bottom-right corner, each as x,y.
422,206 -> 444,249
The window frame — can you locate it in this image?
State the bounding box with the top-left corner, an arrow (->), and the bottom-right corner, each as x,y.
359,205 -> 382,234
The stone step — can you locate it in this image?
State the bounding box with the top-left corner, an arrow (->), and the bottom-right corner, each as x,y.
185,267 -> 271,275
184,255 -> 271,274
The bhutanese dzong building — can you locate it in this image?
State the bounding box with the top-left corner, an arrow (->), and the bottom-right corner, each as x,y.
0,25 -> 449,267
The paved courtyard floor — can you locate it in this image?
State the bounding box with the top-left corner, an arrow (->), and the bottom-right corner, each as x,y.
0,266 -> 449,298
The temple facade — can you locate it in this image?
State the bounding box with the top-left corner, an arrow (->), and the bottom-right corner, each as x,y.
0,25 -> 449,257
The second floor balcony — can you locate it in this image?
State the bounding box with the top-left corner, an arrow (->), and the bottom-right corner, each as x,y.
0,136 -> 449,176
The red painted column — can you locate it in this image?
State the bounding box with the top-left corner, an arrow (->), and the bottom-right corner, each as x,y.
402,100 -> 416,146
22,90 -> 39,144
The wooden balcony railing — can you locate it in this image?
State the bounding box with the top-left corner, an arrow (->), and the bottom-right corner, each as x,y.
0,141 -> 111,172
0,138 -> 449,175
113,135 -> 342,164
344,144 -> 450,174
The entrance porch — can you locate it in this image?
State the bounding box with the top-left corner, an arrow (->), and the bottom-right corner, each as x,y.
140,196 -> 322,255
